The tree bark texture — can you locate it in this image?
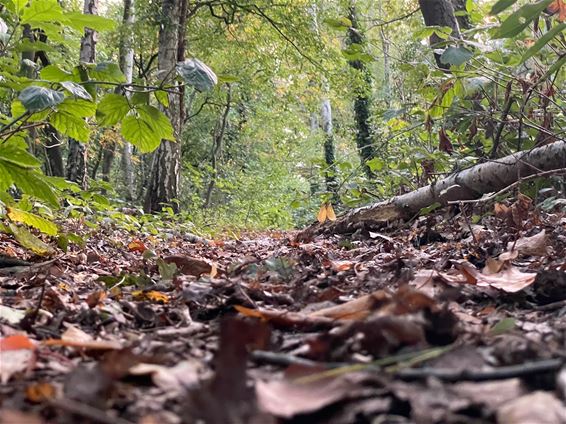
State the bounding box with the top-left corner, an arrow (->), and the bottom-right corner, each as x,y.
301,141 -> 566,235
418,0 -> 460,70
348,3 -> 375,178
120,0 -> 136,200
321,98 -> 338,201
67,0 -> 98,189
144,0 -> 182,213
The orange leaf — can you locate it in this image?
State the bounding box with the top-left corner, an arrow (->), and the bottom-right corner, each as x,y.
133,290 -> 170,303
128,239 -> 147,253
316,204 -> 327,223
0,334 -> 35,351
326,203 -> 336,221
26,382 -> 56,403
548,0 -> 566,22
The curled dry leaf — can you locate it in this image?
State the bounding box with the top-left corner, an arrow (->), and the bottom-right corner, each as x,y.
163,255 -> 218,277
132,290 -> 170,303
25,382 -> 57,403
455,260 -> 537,293
502,230 -> 548,259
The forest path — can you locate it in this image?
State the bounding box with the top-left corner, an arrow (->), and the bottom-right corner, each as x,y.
1,204 -> 566,423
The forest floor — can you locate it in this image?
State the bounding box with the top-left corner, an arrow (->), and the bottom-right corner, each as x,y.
1,198 -> 566,424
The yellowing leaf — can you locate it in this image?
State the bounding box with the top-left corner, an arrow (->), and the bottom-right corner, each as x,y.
326,203 -> 336,221
8,223 -> 53,256
317,204 -> 327,223
7,207 -> 58,236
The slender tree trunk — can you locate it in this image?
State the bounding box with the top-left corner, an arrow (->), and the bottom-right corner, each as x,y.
67,0 -> 98,189
321,97 -> 338,201
377,0 -> 391,107
144,0 -> 183,212
347,2 -> 375,178
120,0 -> 136,200
34,31 -> 65,177
418,0 -> 460,70
204,85 -> 232,208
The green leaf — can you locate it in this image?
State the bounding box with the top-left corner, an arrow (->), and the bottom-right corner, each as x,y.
7,207 -> 58,236
89,62 -> 126,83
154,90 -> 169,107
40,65 -> 73,82
21,0 -> 65,24
137,104 -> 174,141
8,223 -> 53,255
217,74 -> 240,84
60,81 -> 93,101
65,12 -> 116,32
157,258 -> 177,281
131,90 -> 150,105
539,53 -> 566,83
120,115 -> 161,153
489,318 -> 516,335
0,144 -> 40,168
57,98 -> 96,118
495,0 -> 554,39
18,86 -> 64,112
6,166 -> 58,207
521,23 -> 566,63
490,0 -> 519,15
49,110 -> 90,141
324,17 -> 352,31
96,93 -> 130,126
440,46 -> 474,66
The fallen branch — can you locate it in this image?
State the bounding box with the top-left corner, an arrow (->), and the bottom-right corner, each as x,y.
396,358 -> 563,382
300,141 -> 566,236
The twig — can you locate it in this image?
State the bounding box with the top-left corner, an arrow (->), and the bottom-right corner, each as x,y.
50,398 -> 135,424
251,350 -> 346,369
535,299 -> 566,312
447,168 -> 566,205
396,358 -> 563,382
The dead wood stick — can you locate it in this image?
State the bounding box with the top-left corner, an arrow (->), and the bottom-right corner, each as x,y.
50,398 -> 135,424
251,350 -> 347,369
396,358 -> 563,382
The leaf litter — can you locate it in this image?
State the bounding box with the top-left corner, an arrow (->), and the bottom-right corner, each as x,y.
1,201 -> 566,423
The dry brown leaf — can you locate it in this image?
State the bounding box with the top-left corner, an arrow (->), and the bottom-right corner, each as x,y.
496,391 -> 566,424
455,261 -> 536,293
548,0 -> 566,21
127,239 -> 147,253
43,324 -> 122,350
256,375 -> 360,418
316,203 -> 327,223
25,382 -> 57,403
163,255 -> 217,277
234,305 -> 334,330
503,230 -> 548,258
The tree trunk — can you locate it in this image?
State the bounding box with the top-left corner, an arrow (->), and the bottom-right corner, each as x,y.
120,0 -> 136,200
347,2 -> 375,178
301,141 -> 566,236
144,0 -> 183,213
321,97 -> 338,201
204,85 -> 232,208
67,0 -> 98,189
377,0 -> 391,107
418,0 -> 460,70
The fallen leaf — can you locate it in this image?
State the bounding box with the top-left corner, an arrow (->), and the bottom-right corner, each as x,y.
0,305 -> 27,325
132,290 -> 169,303
0,334 -> 36,384
455,260 -> 536,293
496,391 -> 566,424
317,203 -> 327,223
256,374 -> 362,418
43,324 -> 122,350
0,410 -> 43,424
128,239 -> 147,253
163,255 -> 217,277
503,230 -> 548,258
129,360 -> 201,394
25,382 -> 57,403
